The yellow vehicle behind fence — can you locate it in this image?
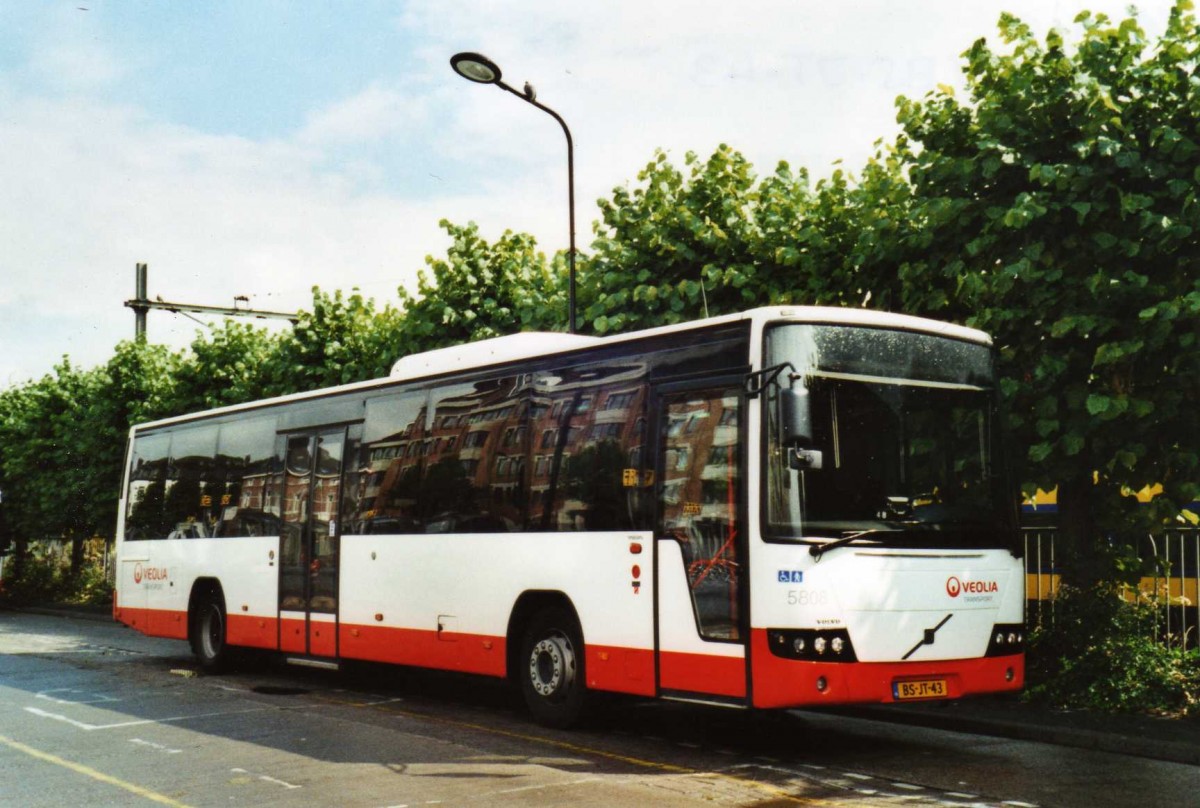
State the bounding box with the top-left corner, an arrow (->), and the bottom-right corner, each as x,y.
1022,486 -> 1200,647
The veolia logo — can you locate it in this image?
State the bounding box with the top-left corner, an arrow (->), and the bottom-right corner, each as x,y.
946,576 -> 998,597
132,563 -> 168,585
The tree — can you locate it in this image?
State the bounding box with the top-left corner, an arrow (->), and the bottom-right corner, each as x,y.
581,143 -> 917,332
259,289 -> 408,397
397,220 -> 568,351
584,146 -> 774,333
884,3 -> 1200,577
172,320 -> 280,411
0,361 -> 110,575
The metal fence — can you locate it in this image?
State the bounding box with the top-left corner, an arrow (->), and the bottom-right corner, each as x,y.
1024,526 -> 1200,652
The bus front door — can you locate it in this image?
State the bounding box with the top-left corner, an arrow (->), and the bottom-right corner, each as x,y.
278,429 -> 344,658
654,383 -> 749,701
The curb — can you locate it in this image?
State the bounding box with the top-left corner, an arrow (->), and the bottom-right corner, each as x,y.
829,705 -> 1200,767
1,604 -> 115,624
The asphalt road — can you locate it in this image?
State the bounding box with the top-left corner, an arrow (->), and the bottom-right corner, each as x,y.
0,611 -> 1195,807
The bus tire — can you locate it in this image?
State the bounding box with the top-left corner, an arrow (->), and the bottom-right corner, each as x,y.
193,594 -> 232,673
519,607 -> 586,729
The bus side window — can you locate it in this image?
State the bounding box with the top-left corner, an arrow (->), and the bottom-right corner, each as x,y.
531,361 -> 650,532
164,425 -> 219,539
214,415 -> 278,538
352,389 -> 430,535
126,432 -> 170,540
423,375 -> 526,533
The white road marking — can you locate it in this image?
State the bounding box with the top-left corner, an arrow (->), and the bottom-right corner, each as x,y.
130,738 -> 182,754
35,688 -> 120,705
230,768 -> 302,790
25,705 -> 275,731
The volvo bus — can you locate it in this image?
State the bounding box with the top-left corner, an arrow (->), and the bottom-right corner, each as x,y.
115,306 -> 1024,727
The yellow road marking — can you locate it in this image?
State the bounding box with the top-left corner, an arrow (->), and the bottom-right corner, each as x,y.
314,694 -> 835,805
0,732 -> 192,808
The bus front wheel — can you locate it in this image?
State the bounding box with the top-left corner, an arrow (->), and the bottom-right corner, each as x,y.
520,608 -> 586,728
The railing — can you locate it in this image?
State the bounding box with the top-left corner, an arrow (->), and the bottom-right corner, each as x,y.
1024,526 -> 1200,651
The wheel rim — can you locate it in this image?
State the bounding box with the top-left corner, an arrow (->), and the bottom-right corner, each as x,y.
528,632 -> 575,699
201,604 -> 223,659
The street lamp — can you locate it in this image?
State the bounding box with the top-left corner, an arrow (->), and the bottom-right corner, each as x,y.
450,52 -> 578,334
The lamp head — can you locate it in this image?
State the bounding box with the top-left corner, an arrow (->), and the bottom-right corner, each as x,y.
450,52 -> 502,84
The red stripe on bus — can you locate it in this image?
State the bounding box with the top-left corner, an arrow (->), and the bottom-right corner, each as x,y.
338,623 -> 507,677
659,649 -> 747,698
113,606 -> 188,641
309,621 -> 337,657
748,628 -> 1024,708
280,616 -> 307,654
227,613 -> 278,649
586,646 -> 656,696
115,604 -> 741,701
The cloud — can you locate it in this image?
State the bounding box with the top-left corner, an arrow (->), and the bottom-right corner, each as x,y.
0,88 -> 448,383
0,0 -> 1177,385
299,84 -> 430,145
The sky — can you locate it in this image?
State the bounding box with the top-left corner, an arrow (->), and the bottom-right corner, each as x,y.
0,0 -> 1176,385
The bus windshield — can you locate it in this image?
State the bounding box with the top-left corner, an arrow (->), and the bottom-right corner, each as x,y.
764,324 -> 1014,549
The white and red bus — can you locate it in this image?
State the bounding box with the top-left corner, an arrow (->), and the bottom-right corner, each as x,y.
115,307 -> 1024,726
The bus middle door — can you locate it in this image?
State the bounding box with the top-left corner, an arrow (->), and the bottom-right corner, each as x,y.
279,429 -> 345,659
654,382 -> 748,701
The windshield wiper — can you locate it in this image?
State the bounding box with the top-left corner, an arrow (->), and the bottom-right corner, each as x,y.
809,528 -> 900,559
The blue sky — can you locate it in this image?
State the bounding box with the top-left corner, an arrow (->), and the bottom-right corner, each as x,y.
0,0 -> 1174,384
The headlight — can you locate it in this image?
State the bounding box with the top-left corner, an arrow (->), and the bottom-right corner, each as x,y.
986,624 -> 1025,657
767,629 -> 857,662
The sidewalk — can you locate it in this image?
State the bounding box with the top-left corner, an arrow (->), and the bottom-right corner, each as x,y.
6,603 -> 1198,766
832,695 -> 1200,767
7,602 -> 114,623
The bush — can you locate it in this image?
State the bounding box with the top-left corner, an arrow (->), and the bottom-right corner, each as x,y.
65,561 -> 113,606
1025,582 -> 1200,716
0,548 -> 69,603
0,545 -> 113,607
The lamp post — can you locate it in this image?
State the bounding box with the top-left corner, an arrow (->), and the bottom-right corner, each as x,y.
450,52 -> 577,334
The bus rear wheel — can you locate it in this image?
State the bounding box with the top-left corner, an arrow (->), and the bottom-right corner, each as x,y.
193,595 -> 231,673
519,608 -> 586,728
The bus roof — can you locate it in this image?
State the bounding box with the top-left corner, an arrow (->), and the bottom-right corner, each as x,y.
389,306 -> 988,378
132,306 -> 990,432
390,331 -> 601,378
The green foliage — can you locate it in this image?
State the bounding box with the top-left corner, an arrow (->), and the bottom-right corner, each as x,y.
581,4 -> 1200,579
172,320 -> 279,409
1025,583 -> 1200,715
0,3 -> 1195,606
0,360 -> 113,557
398,220 -> 567,350
69,560 -> 114,605
0,548 -> 64,603
262,288 -> 407,394
0,217 -> 568,558
885,2 -> 1200,568
0,544 -> 111,606
586,146 -> 777,333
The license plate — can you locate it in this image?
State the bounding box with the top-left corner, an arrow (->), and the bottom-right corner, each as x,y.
893,678 -> 948,701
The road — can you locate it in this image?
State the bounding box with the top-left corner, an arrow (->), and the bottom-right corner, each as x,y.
0,611 -> 1194,807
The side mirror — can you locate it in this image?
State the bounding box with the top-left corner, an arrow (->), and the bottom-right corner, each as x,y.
780,386 -> 813,447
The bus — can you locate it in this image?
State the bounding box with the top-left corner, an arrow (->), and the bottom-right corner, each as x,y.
114,306 -> 1024,727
